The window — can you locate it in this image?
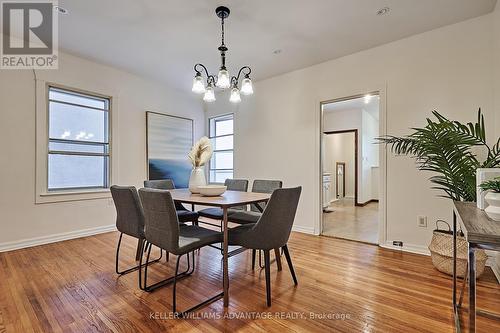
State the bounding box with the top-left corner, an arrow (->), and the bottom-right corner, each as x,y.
47,86 -> 110,191
208,114 -> 233,183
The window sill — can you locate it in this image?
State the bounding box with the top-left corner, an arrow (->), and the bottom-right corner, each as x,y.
36,188 -> 111,204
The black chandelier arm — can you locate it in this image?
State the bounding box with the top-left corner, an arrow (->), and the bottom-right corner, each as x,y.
230,66 -> 252,87
194,63 -> 217,86
194,63 -> 210,77
207,75 -> 217,85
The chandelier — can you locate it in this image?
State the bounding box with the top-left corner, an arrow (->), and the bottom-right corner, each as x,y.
191,6 -> 253,103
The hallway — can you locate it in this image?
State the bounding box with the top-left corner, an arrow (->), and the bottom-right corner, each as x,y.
322,198 -> 379,244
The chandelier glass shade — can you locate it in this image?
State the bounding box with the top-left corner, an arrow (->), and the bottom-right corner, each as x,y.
192,6 -> 253,103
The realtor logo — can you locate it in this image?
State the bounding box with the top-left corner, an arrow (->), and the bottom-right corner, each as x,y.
1,1 -> 58,69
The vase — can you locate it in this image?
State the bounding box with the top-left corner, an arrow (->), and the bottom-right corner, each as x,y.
188,167 -> 206,194
484,192 -> 500,221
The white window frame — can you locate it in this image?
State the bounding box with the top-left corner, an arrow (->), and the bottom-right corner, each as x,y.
208,113 -> 234,184
36,81 -> 116,203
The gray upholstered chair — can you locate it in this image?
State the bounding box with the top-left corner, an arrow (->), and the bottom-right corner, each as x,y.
228,180 -> 283,268
110,186 -> 162,283
228,179 -> 283,225
138,188 -> 223,315
228,186 -> 302,306
197,179 -> 248,252
144,179 -> 199,225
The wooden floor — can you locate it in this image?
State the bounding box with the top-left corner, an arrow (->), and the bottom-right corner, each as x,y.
322,198 -> 379,244
0,232 -> 498,333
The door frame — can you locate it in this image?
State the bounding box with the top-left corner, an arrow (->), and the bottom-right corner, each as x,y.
318,89 -> 387,246
323,129 -> 358,205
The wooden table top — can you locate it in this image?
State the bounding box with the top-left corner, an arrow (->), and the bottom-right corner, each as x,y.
453,201 -> 500,246
169,188 -> 270,208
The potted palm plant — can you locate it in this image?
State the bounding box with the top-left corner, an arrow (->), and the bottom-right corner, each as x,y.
479,177 -> 500,221
378,109 -> 499,277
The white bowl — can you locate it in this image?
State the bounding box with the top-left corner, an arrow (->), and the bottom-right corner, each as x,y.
198,185 -> 227,196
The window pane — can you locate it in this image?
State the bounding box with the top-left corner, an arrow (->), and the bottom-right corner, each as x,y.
49,88 -> 108,110
49,141 -> 108,154
48,154 -> 108,190
215,119 -> 233,136
49,101 -> 108,143
209,170 -> 233,184
212,151 -> 233,170
212,135 -> 233,151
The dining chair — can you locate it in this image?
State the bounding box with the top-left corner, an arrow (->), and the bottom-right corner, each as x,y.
138,188 -> 224,315
197,179 -> 248,252
228,180 -> 283,225
110,186 -> 163,286
228,179 -> 283,268
144,179 -> 199,225
228,186 -> 302,306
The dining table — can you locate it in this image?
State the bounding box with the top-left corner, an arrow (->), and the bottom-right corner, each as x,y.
161,188 -> 271,307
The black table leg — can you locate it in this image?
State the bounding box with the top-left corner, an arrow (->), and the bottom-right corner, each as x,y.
469,244 -> 476,333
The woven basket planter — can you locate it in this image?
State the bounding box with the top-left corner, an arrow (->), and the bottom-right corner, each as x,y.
428,220 -> 487,278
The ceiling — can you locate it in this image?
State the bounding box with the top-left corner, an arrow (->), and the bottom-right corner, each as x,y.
51,0 -> 497,91
323,95 -> 379,120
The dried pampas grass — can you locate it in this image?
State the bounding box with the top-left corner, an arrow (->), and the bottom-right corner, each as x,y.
188,136 -> 213,168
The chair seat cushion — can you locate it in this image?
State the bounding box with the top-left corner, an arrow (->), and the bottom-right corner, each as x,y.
198,207 -> 242,220
176,209 -> 199,223
228,211 -> 261,224
197,207 -> 223,219
176,225 -> 223,254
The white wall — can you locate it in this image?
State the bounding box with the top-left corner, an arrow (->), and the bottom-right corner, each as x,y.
324,132 -> 355,198
493,1 -> 500,278
207,13 -> 496,243
0,51 -> 204,249
323,108 -> 379,203
361,109 -> 379,201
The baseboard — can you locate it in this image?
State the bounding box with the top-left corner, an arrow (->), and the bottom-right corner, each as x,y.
356,199 -> 379,207
379,241 -> 430,256
292,225 -> 316,235
0,224 -> 117,253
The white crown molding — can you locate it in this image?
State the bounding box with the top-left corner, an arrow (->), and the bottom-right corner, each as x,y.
0,225 -> 117,253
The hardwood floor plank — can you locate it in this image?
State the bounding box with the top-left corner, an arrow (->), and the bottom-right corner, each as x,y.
0,232 -> 498,332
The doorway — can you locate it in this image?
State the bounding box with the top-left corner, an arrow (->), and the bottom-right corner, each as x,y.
320,94 -> 380,244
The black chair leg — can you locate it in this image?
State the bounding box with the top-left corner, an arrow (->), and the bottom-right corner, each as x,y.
282,245 -> 298,285
173,251 -> 223,317
251,249 -> 256,270
264,250 -> 271,307
116,233 -> 162,277
141,244 -> 194,292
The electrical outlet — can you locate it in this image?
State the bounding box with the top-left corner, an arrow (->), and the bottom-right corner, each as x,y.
417,215 -> 427,228
393,241 -> 403,247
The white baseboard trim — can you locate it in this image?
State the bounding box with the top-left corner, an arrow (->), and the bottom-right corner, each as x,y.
292,225 -> 316,235
380,242 -> 500,283
379,241 -> 430,256
0,224 -> 117,253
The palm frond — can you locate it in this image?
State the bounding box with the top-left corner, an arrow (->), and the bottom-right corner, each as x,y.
378,109 -> 497,202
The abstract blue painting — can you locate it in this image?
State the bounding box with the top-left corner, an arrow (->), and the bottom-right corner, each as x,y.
146,112 -> 193,188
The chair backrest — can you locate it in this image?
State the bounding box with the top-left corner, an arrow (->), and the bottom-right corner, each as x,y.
250,180 -> 283,212
144,179 -> 175,190
144,179 -> 186,210
224,179 -> 249,210
138,188 -> 180,252
248,187 -> 302,250
110,186 -> 145,239
224,179 -> 249,191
